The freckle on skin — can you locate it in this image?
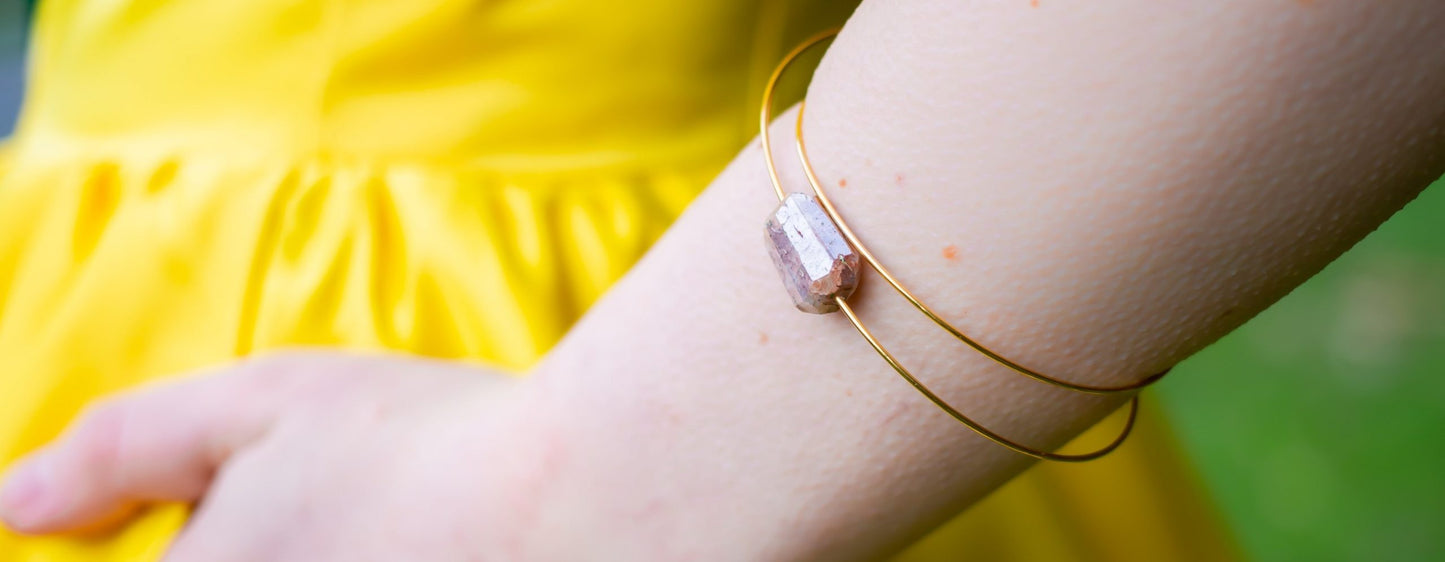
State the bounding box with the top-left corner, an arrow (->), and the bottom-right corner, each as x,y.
838,178 -> 847,188
629,498 -> 667,523
363,403 -> 388,422
942,245 -> 960,261
881,401 -> 909,425
896,173 -> 905,186
1030,0 -> 1039,7
758,331 -> 769,345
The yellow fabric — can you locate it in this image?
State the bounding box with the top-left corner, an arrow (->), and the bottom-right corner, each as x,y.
0,1 -> 1237,560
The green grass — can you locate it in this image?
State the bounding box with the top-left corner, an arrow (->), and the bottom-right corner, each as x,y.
1158,179 -> 1445,561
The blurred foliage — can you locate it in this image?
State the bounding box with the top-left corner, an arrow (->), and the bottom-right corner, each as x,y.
0,6 -> 1442,561
1,0 -> 24,136
1159,180 -> 1445,561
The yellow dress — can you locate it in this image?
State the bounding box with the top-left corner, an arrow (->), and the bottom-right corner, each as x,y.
0,1 -> 1237,560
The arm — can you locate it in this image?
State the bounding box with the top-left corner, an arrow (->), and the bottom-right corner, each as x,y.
507,1 -> 1445,559
4,1 -> 1443,560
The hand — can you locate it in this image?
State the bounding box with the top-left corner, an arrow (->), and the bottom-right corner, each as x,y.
0,352 -> 542,560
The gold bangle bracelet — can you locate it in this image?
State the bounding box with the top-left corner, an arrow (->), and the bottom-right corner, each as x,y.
760,28 -> 1166,462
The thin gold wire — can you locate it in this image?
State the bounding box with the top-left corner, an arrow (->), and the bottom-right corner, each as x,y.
796,102 -> 1169,394
761,28 -> 1149,462
836,298 -> 1136,462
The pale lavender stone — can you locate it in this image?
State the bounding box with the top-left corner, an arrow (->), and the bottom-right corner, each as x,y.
764,193 -> 860,314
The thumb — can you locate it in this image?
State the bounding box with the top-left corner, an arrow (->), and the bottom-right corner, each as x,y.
0,359 -> 298,534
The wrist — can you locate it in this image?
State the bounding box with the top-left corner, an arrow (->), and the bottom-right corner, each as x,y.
464,366 -> 674,561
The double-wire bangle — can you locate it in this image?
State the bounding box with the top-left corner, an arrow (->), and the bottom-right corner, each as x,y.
760,29 -> 1169,462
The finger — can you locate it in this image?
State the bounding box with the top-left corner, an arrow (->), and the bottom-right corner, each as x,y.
160,447 -> 297,562
0,357 -> 305,534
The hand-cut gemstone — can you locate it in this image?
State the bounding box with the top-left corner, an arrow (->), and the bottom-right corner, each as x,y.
764,193 -> 860,313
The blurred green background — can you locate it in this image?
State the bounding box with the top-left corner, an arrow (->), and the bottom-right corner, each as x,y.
1157,181 -> 1445,562
0,2 -> 24,136
0,4 -> 1440,561
1161,180 -> 1445,560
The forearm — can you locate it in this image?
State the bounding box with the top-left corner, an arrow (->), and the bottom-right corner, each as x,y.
508,2 -> 1445,559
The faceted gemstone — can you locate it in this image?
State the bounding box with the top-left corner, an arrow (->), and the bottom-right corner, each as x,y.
764,193 -> 860,313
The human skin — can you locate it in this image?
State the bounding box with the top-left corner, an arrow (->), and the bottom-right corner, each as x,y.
3,1 -> 1445,560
